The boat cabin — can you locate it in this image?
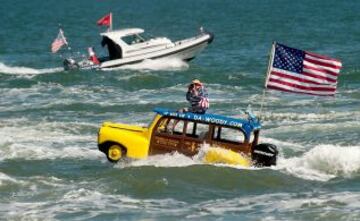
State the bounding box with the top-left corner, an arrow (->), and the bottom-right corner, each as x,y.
149,108 -> 262,156
100,28 -> 173,60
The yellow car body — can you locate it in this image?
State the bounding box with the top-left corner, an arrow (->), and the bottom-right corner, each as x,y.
98,115 -> 161,159
97,108 -> 278,167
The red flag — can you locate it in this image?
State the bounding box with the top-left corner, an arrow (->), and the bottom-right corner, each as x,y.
97,13 -> 112,27
87,47 -> 100,65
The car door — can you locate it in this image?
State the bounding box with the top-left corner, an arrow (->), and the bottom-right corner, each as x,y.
149,117 -> 185,155
210,125 -> 251,155
182,121 -> 210,155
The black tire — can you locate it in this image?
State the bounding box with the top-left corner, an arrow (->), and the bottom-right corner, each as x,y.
100,142 -> 127,163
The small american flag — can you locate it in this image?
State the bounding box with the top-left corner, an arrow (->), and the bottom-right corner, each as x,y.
51,28 -> 68,53
265,43 -> 342,96
199,97 -> 209,109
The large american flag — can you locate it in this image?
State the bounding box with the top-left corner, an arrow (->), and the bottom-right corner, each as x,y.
51,29 -> 68,53
265,43 -> 342,96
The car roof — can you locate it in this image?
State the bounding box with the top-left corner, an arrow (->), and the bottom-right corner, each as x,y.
153,108 -> 261,138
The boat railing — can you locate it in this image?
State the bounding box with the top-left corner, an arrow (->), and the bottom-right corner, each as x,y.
174,31 -> 208,46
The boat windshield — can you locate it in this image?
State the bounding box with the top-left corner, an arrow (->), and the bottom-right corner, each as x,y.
122,34 -> 146,45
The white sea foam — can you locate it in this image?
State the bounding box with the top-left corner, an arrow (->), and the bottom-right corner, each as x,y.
116,142 -> 360,181
260,137 -> 307,152
0,120 -> 101,161
114,144 -> 237,169
28,176 -> 65,188
260,110 -> 360,125
103,57 -> 189,71
278,144 -> 360,181
114,144 -> 255,170
0,188 -> 186,220
186,191 -> 360,219
1,116 -> 358,182
0,175 -> 64,191
0,172 -> 18,186
1,143 -> 101,161
0,120 -> 96,144
114,72 -> 158,81
0,62 -> 62,75
0,82 -> 187,112
2,189 -> 359,220
115,151 -> 200,169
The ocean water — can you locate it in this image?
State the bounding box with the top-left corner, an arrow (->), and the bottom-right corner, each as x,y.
1,0 -> 360,220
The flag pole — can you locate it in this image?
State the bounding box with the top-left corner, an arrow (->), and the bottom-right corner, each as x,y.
264,42 -> 276,88
259,42 -> 276,120
110,12 -> 113,31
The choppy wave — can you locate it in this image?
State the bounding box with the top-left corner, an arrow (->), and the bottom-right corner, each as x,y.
2,119 -> 359,182
0,143 -> 101,161
0,172 -> 18,186
115,142 -> 360,182
115,152 -> 199,169
0,62 -> 62,75
187,191 -> 360,220
0,188 -> 186,220
278,144 -> 360,181
1,110 -> 358,182
260,137 -> 307,152
1,187 -> 359,220
115,144 -> 255,169
261,110 -> 359,123
0,119 -> 101,161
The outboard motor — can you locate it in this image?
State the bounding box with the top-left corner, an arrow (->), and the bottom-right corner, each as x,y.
252,143 -> 278,167
63,58 -> 79,70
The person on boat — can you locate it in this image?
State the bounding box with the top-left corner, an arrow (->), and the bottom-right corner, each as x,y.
88,47 -> 100,65
170,79 -> 209,133
184,79 -> 209,114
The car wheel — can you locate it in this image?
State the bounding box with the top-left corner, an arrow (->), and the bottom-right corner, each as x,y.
106,144 -> 126,163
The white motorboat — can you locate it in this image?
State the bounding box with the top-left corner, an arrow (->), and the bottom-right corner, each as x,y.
64,27 -> 214,70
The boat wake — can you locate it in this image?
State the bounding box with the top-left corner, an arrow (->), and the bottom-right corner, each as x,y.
1,117 -> 358,182
0,62 -> 63,75
115,152 -> 199,168
0,119 -> 101,161
115,144 -> 255,170
115,143 -> 360,182
103,58 -> 189,71
277,144 -> 360,181
0,58 -> 187,75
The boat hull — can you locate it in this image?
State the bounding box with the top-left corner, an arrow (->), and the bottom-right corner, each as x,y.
103,41 -> 211,68
101,32 -> 213,69
64,32 -> 214,70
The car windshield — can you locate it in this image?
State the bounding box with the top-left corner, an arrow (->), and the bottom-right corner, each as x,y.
148,114 -> 159,128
